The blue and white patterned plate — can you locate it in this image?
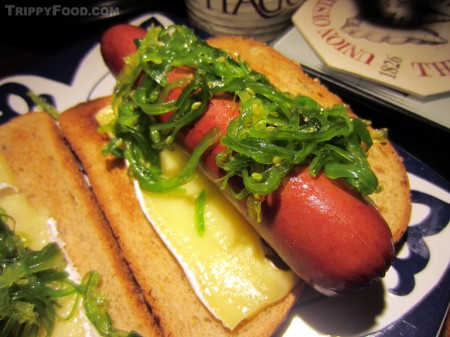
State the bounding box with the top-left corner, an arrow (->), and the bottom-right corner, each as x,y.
0,12 -> 449,337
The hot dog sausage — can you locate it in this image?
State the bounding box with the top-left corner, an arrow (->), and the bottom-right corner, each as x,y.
100,24 -> 147,77
100,24 -> 394,295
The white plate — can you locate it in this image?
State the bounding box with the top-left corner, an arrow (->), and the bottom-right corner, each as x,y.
0,12 -> 449,337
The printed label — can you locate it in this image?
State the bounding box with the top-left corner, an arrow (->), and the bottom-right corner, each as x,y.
292,0 -> 450,97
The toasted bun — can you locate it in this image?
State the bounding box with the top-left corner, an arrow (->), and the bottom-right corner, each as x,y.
0,111 -> 161,337
55,36 -> 411,337
206,36 -> 411,242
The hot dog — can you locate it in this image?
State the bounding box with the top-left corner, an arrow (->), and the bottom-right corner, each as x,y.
96,23 -> 411,295
0,21 -> 411,337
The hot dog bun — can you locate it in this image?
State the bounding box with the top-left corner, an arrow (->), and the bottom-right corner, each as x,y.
55,33 -> 410,336
0,111 -> 161,337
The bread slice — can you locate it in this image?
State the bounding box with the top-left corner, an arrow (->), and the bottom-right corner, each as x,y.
207,36 -> 411,242
58,95 -> 302,337
0,111 -> 161,337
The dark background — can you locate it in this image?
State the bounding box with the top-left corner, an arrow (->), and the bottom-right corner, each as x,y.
0,0 -> 449,183
0,0 -> 187,77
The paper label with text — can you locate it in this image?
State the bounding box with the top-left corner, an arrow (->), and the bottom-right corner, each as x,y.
292,0 -> 450,98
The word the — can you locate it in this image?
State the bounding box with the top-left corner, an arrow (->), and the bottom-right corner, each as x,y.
412,60 -> 450,77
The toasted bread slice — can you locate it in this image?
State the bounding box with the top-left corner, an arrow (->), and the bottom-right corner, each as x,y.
207,36 -> 411,242
0,111 -> 161,337
58,95 -> 302,337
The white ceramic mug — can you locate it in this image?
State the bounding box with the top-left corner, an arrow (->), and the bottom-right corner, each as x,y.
185,0 -> 305,42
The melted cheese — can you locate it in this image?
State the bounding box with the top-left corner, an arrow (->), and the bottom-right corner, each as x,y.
136,145 -> 299,329
0,152 -> 97,337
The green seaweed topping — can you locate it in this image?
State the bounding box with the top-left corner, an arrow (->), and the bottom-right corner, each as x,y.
0,209 -> 141,337
103,24 -> 380,221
